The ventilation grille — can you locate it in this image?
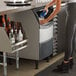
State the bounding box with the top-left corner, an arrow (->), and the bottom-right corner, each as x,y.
53,15 -> 58,56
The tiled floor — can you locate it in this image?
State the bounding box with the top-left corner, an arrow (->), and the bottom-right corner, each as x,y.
0,53 -> 64,76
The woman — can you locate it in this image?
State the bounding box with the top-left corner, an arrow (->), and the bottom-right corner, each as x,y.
39,0 -> 76,73
53,0 -> 76,73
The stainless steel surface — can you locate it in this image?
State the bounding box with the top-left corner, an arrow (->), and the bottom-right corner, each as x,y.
16,51 -> 19,69
12,45 -> 27,53
0,26 -> 27,75
0,27 -> 12,53
3,52 -> 7,76
0,0 -> 66,15
0,63 -> 3,66
12,39 -> 27,47
0,0 -> 46,15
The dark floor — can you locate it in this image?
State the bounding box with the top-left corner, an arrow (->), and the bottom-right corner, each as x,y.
35,56 -> 76,76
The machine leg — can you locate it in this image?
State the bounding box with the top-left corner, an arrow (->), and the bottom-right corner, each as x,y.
16,51 -> 19,69
46,56 -> 50,62
3,52 -> 7,76
35,60 -> 39,69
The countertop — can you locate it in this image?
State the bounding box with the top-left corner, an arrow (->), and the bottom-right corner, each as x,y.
0,1 -> 66,15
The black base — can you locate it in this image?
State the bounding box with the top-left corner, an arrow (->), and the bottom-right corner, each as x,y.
46,57 -> 50,62
35,60 -> 39,69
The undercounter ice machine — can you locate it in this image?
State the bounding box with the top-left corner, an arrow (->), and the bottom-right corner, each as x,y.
8,6 -> 54,69
33,6 -> 54,60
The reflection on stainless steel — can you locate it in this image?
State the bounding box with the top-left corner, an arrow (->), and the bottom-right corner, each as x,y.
4,0 -> 33,6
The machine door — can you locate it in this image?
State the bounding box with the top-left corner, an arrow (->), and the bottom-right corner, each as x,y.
39,23 -> 53,43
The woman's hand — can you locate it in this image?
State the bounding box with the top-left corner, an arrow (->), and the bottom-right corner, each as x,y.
44,6 -> 48,13
39,20 -> 45,25
39,19 -> 48,25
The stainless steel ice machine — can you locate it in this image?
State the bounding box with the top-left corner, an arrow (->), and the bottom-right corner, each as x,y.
8,6 -> 54,69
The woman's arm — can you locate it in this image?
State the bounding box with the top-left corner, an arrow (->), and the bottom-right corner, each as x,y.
40,0 -> 61,24
44,0 -> 57,13
45,0 -> 57,9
